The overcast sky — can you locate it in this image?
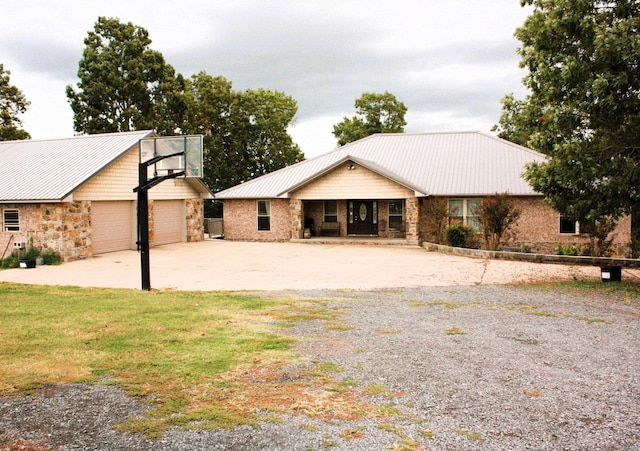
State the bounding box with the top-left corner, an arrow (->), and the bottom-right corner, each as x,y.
1,0 -> 532,158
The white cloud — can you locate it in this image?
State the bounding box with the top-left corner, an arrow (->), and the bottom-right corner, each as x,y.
1,0 -> 533,157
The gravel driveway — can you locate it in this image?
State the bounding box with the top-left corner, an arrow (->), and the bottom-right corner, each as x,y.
1,285 -> 638,450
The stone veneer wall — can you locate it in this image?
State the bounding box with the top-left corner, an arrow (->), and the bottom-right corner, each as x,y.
0,202 -> 91,262
186,199 -> 205,242
1,199 -> 206,262
222,199 -> 290,241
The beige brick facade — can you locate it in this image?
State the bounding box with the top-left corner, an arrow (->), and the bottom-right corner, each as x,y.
222,199 -> 291,241
417,196 -> 631,256
221,193 -> 632,256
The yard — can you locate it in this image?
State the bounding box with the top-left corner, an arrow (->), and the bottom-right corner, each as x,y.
0,281 -> 638,450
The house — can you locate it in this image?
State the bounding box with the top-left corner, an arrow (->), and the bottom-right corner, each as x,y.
214,132 -> 631,255
0,130 -> 213,262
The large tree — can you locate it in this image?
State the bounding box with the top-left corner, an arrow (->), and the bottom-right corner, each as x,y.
494,0 -> 640,244
181,72 -> 304,212
333,91 -> 407,146
66,17 -> 184,134
0,64 -> 30,141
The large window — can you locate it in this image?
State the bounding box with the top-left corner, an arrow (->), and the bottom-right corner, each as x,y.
3,209 -> 19,232
324,201 -> 338,223
559,216 -> 578,234
448,199 -> 480,230
257,200 -> 270,231
388,200 -> 404,230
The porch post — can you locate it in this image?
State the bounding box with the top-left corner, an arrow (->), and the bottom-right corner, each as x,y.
405,197 -> 419,245
289,199 -> 303,239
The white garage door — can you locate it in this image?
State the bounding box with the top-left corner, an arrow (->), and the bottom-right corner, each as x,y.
91,201 -> 134,254
154,200 -> 183,246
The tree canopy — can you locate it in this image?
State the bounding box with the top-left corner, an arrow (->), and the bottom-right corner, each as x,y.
66,16 -> 185,134
333,91 -> 407,146
0,64 -> 30,141
181,72 -> 304,197
493,0 -> 640,230
67,17 -> 304,215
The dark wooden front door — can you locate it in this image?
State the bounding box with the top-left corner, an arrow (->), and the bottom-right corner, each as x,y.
347,200 -> 378,235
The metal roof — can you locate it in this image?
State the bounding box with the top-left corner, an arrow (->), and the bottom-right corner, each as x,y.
0,130 -> 155,202
214,131 -> 546,199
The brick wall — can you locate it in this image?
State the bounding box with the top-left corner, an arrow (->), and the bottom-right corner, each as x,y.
511,197 -> 631,255
223,199 -> 290,241
417,196 -> 632,255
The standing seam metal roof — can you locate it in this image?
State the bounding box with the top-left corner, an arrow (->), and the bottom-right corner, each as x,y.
214,132 -> 546,199
0,130 -> 155,202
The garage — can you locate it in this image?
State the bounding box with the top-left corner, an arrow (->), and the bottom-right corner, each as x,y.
153,200 -> 184,246
91,201 -> 134,254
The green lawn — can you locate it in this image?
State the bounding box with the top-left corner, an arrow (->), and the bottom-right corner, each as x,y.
0,283 -> 329,436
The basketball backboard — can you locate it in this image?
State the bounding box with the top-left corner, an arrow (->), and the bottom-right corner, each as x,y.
140,135 -> 203,178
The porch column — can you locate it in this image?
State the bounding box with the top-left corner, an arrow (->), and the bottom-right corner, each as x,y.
405,197 -> 419,245
289,199 -> 303,239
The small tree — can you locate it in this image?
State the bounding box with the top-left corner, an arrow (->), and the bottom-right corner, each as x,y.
580,218 -> 616,257
423,197 -> 449,244
473,194 -> 521,251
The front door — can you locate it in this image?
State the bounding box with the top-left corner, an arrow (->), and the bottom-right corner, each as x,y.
347,200 -> 378,235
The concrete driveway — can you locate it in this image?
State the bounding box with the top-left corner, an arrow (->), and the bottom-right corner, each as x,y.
0,240 -> 635,291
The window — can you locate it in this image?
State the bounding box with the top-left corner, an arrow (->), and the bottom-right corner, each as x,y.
3,209 -> 19,232
448,199 -> 480,230
257,200 -> 270,231
559,216 -> 577,234
324,201 -> 337,222
388,200 -> 404,230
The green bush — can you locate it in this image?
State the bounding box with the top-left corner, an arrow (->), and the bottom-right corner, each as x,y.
41,249 -> 62,265
0,253 -> 20,269
555,245 -> 578,256
0,248 -> 62,269
444,224 -> 477,248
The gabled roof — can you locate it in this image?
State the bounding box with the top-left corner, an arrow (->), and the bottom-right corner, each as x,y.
214,131 -> 546,199
0,130 -> 155,202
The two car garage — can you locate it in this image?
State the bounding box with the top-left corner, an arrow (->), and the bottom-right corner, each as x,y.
91,200 -> 184,255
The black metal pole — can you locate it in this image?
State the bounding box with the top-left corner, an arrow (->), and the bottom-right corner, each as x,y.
137,163 -> 151,290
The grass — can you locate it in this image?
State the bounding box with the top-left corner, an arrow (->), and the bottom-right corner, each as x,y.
0,283 -> 376,437
445,326 -> 466,335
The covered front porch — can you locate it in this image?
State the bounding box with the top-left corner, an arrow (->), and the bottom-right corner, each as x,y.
290,198 -> 420,245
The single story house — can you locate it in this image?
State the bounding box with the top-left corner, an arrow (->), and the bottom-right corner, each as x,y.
214,132 -> 631,255
0,130 -> 213,262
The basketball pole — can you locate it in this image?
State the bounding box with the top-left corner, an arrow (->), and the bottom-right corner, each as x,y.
137,163 -> 151,290
134,151 -> 185,291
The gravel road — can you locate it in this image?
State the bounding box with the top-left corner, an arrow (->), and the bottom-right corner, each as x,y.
1,285 -> 638,450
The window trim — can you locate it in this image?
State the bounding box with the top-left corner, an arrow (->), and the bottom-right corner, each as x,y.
257,200 -> 271,232
3,209 -> 19,232
388,200 -> 404,231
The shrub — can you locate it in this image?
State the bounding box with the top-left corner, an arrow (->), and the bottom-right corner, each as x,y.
41,249 -> 62,265
444,224 -> 477,248
555,245 -> 578,256
0,248 -> 62,269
